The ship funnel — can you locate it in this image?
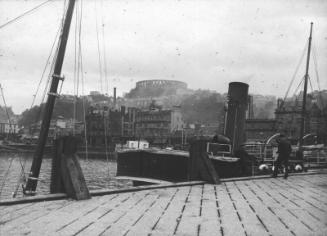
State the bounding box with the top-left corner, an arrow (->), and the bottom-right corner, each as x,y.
224,82 -> 249,153
114,87 -> 117,109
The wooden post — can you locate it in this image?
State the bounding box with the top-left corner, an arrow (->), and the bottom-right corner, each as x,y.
188,139 -> 220,184
25,0 -> 76,193
50,139 -> 65,193
50,136 -> 91,200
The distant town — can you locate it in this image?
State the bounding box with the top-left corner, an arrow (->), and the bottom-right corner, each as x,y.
1,79 -> 327,148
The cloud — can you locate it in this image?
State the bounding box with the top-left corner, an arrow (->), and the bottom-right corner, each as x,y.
0,0 -> 326,114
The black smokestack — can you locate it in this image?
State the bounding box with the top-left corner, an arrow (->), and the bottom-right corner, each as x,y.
114,87 -> 117,108
224,82 -> 249,153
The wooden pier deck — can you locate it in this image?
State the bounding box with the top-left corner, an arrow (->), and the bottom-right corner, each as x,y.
1,173 -> 327,236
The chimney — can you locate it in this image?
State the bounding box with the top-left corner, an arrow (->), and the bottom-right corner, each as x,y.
114,87 -> 117,109
224,82 -> 249,153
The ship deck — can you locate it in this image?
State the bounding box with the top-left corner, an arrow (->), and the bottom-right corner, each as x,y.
1,172 -> 327,235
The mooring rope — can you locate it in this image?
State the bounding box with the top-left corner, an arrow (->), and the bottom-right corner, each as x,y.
0,0 -> 54,30
282,42 -> 307,105
0,156 -> 15,199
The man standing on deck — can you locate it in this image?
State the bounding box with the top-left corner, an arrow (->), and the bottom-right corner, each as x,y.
272,134 -> 292,179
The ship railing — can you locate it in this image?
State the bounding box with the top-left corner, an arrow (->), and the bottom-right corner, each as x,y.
243,143 -> 327,169
302,147 -> 327,168
206,143 -> 232,157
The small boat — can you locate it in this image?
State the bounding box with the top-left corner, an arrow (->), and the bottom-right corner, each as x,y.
116,140 -> 245,185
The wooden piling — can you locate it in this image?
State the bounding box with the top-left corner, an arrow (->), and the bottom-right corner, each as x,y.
188,139 -> 220,184
50,136 -> 90,200
50,139 -> 65,193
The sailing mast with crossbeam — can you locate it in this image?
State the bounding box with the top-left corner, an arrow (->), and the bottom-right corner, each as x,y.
298,22 -> 313,153
24,0 -> 76,193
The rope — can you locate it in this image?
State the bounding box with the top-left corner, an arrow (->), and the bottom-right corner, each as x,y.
12,156 -> 27,198
308,75 -> 314,94
312,43 -> 325,109
76,0 -> 82,99
103,111 -> 110,188
0,0 -> 54,30
38,0 -> 67,107
80,39 -> 89,161
282,42 -> 307,104
0,84 -> 13,136
95,0 -> 110,186
35,4 -> 66,123
94,0 -> 103,92
12,0 -> 68,198
30,26 -> 61,108
73,1 -> 78,136
81,58 -> 89,161
100,0 -> 109,94
74,0 -> 89,160
293,76 -> 305,98
0,157 -> 15,199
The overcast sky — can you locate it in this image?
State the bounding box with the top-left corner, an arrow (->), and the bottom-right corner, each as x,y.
0,0 -> 327,114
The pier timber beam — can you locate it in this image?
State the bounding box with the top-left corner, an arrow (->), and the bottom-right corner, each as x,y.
188,139 -> 220,184
51,136 -> 90,200
25,0 -> 76,193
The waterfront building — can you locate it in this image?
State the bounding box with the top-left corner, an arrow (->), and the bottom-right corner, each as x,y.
275,98 -> 327,143
135,104 -> 184,145
0,122 -> 19,135
27,117 -> 84,143
245,119 -> 277,142
85,105 -> 136,147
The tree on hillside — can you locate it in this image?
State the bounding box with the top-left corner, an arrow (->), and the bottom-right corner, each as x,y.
180,91 -> 225,124
0,106 -> 15,122
18,97 -> 90,127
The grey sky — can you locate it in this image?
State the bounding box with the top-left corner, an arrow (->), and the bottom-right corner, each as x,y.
0,0 -> 327,114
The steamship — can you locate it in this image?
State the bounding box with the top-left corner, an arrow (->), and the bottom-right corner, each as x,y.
116,82 -> 252,184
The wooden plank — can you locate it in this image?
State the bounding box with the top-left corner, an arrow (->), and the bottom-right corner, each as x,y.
270,178 -> 327,214
15,194 -> 116,235
1,200 -> 70,233
0,180 -> 204,206
115,176 -> 173,184
0,200 -> 66,224
227,181 -> 270,236
188,140 -> 206,181
199,153 -> 220,184
50,138 -> 64,193
90,180 -> 204,197
103,192 -> 160,235
150,186 -> 193,235
0,193 -> 67,206
78,190 -> 151,236
289,208 -> 327,233
188,140 -> 220,184
124,188 -> 179,236
61,153 -> 90,200
234,180 -> 294,236
175,185 -> 203,235
276,177 -> 327,209
0,203 -> 35,218
198,184 -> 222,236
217,183 -> 246,236
1,173 -> 326,236
57,194 -> 129,235
251,179 -> 313,235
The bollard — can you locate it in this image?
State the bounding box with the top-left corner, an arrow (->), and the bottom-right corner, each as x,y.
188,139 -> 220,184
50,136 -> 90,200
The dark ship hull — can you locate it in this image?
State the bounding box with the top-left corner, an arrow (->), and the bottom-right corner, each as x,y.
116,148 -> 242,184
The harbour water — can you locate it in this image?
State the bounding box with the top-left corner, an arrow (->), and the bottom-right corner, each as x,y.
0,152 -> 132,200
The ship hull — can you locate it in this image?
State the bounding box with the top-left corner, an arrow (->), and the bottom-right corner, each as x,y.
116,149 -> 243,183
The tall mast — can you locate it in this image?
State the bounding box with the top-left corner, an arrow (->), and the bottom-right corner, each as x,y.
298,22 -> 313,150
25,0 -> 76,193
